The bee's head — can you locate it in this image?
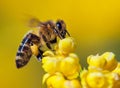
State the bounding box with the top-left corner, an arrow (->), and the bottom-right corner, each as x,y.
55,20 -> 70,39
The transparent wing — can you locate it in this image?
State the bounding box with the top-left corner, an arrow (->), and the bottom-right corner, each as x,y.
28,18 -> 42,27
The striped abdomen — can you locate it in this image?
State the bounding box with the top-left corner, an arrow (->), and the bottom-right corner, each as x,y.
16,32 -> 40,68
16,33 -> 32,68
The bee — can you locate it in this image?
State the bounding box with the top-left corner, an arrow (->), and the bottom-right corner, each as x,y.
16,18 -> 70,68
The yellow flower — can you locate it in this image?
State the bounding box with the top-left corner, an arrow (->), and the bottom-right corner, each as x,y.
80,69 -> 110,88
80,69 -> 88,87
42,37 -> 81,79
58,37 -> 75,55
42,56 -> 60,74
63,79 -> 81,88
106,72 -> 120,88
87,54 -> 106,69
42,73 -> 51,84
46,72 -> 65,88
87,52 -> 118,71
59,53 -> 81,79
43,50 -> 55,56
113,62 -> 120,75
102,52 -> 118,71
42,37 -> 120,88
43,73 -> 81,88
86,72 -> 106,88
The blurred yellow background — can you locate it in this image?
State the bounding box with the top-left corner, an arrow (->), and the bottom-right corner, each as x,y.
0,0 -> 120,88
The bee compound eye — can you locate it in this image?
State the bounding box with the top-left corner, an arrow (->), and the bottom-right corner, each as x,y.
56,22 -> 62,30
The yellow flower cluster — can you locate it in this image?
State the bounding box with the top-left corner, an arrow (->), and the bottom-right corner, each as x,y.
41,37 -> 120,88
81,52 -> 120,88
42,37 -> 81,88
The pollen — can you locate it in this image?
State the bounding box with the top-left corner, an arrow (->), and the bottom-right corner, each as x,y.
30,44 -> 39,56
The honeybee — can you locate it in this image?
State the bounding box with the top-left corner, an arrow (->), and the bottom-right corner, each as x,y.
16,18 -> 70,68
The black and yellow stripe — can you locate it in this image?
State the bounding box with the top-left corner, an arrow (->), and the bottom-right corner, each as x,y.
16,32 -> 42,68
16,33 -> 32,68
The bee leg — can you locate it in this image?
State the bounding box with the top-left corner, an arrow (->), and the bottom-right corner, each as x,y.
46,43 -> 52,49
42,35 -> 52,49
50,37 -> 57,44
36,48 -> 43,61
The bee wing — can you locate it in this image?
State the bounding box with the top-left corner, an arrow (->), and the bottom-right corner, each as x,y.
22,14 -> 42,27
28,18 -> 42,27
